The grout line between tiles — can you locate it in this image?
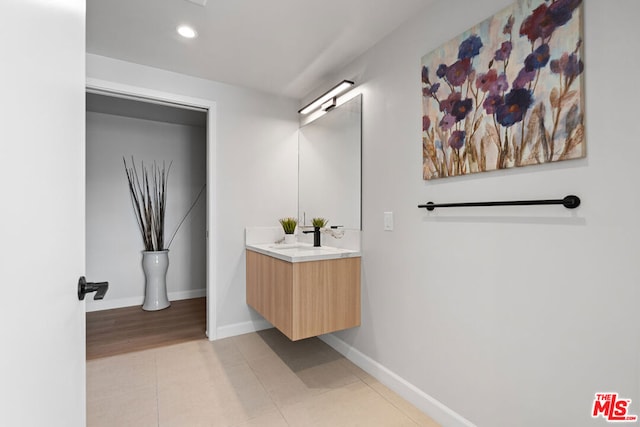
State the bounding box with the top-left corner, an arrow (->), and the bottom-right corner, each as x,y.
236,339 -> 291,426
363,379 -> 425,426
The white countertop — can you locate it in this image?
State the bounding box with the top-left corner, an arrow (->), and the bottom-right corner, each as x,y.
246,242 -> 361,263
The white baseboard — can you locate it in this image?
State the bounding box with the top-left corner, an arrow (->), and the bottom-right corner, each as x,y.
215,319 -> 273,340
85,288 -> 206,312
319,334 -> 476,427
169,288 -> 207,301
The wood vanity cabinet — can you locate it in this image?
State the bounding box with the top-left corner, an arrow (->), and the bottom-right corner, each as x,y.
246,249 -> 361,341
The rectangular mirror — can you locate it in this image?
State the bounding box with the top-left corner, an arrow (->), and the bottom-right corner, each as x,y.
298,94 -> 362,230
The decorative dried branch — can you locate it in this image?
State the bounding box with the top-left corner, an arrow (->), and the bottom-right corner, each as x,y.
123,157 -> 172,252
167,183 -> 206,249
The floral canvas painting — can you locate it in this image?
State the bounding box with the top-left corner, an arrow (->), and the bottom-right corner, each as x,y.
421,0 -> 584,180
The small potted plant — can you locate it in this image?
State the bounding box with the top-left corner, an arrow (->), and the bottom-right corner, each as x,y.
279,217 -> 297,244
312,217 -> 328,228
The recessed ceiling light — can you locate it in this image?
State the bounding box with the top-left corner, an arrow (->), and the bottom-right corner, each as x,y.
177,25 -> 197,39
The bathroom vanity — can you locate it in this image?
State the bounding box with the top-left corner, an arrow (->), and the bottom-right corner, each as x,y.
245,93 -> 363,341
246,243 -> 361,341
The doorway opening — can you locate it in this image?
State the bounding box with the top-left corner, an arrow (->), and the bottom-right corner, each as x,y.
84,82 -> 217,357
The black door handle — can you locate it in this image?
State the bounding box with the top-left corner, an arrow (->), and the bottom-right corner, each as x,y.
78,276 -> 109,301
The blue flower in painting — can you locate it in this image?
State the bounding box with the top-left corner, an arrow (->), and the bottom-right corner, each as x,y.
496,88 -> 533,127
436,64 -> 448,79
548,0 -> 582,27
451,98 -> 473,122
494,41 -> 512,62
435,140 -> 443,150
448,130 -> 466,150
458,35 -> 483,60
422,66 -> 430,85
524,43 -> 550,71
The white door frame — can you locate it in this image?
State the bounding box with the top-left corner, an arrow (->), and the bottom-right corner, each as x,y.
86,77 -> 218,340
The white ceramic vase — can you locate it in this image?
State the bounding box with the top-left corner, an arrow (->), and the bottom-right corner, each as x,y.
141,250 -> 170,311
284,234 -> 296,245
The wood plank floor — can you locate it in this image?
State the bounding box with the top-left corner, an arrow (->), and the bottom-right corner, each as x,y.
86,297 -> 206,360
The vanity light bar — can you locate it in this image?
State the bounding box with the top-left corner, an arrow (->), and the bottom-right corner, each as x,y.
298,80 -> 354,115
321,97 -> 336,112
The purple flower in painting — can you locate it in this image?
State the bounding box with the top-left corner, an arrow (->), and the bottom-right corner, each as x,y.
488,73 -> 509,96
446,58 -> 472,86
422,66 -> 431,85
440,91 -> 461,114
494,41 -> 512,62
476,69 -> 498,92
451,98 -> 473,121
496,88 -> 533,127
483,94 -> 504,115
524,43 -> 550,71
503,15 -> 515,35
550,52 -> 584,78
422,84 -> 440,97
436,64 -> 448,79
439,114 -> 456,131
563,54 -> 584,78
520,4 -> 556,42
512,67 -> 536,89
458,34 -> 483,60
548,0 -> 582,27
448,130 -> 466,150
422,115 -> 431,132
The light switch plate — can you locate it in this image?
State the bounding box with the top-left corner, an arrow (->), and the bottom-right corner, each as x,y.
383,212 -> 394,231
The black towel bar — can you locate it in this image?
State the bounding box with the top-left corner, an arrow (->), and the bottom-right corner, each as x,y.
418,195 -> 580,211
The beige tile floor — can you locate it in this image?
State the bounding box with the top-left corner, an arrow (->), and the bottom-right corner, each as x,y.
87,328 -> 441,427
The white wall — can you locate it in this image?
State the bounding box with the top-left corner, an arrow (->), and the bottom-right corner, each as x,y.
87,54 -> 299,333
86,112 -> 207,310
316,1 -> 640,426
